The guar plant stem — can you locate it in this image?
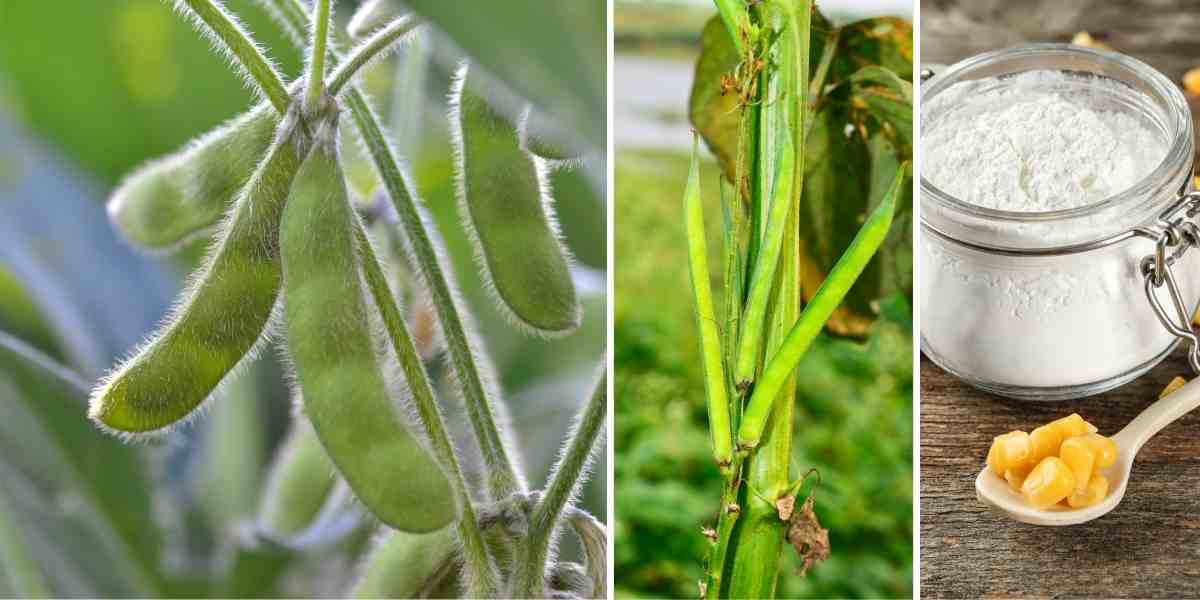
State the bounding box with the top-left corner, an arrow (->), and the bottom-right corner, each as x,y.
512,371 -> 607,597
737,166 -> 903,450
328,16 -> 421,95
353,223 -> 499,597
176,0 -> 290,113
261,0 -> 526,502
304,0 -> 331,113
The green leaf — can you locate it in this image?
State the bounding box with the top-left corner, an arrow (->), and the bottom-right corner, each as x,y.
399,0 -> 605,150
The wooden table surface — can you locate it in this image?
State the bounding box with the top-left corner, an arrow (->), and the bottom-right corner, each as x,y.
920,2 -> 1200,597
920,348 -> 1200,598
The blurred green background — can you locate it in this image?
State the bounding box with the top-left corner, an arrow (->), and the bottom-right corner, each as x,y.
613,1 -> 914,598
0,1 -> 606,597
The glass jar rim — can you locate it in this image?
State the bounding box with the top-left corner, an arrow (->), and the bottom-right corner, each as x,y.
920,43 -> 1193,225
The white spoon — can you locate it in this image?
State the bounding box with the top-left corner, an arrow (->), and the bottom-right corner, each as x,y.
975,376 -> 1200,526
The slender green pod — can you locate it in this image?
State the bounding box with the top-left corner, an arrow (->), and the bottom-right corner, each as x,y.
351,528 -> 459,598
736,163 -> 907,450
732,121 -> 794,391
280,117 -> 456,533
256,416 -> 336,539
89,106 -> 308,434
684,135 -> 732,473
450,63 -> 581,337
107,106 -> 278,252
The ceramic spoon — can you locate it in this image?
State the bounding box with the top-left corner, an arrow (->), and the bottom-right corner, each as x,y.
975,376 -> 1200,526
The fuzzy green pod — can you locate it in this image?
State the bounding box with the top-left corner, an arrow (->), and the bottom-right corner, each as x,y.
736,163 -> 907,450
351,528 -> 459,598
280,122 -> 456,533
107,106 -> 278,251
256,417 -> 336,538
89,109 -> 305,433
450,63 -> 581,337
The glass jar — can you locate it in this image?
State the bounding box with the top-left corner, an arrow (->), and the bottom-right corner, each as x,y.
920,44 -> 1200,400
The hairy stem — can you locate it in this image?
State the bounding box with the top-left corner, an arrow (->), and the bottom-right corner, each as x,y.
304,0 -> 331,113
353,222 -> 499,597
262,0 -> 526,502
176,0 -> 289,112
328,16 -> 421,96
512,369 -> 607,597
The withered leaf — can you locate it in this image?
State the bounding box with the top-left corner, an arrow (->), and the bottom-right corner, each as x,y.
786,495 -> 830,577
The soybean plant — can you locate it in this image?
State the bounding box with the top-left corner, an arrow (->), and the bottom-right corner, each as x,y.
83,0 -> 606,598
686,1 -> 912,597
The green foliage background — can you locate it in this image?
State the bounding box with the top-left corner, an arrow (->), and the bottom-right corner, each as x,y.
614,150 -> 912,599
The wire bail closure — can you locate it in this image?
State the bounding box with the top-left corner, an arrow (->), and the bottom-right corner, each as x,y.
1141,190 -> 1200,374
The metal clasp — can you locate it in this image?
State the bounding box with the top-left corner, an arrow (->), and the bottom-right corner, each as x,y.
1141,190 -> 1200,374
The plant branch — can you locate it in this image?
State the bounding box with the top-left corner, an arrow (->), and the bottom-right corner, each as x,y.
513,368 -> 607,597
353,222 -> 499,597
328,16 -> 421,96
261,0 -> 526,501
176,0 -> 290,112
304,0 -> 331,112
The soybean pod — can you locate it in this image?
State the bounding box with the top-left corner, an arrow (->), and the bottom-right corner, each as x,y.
450,63 -> 581,337
684,134 -> 732,472
280,118 -> 456,533
733,119 -> 795,391
737,163 -> 907,450
108,105 -> 278,252
351,528 -> 459,598
256,416 -> 337,539
89,107 -> 308,433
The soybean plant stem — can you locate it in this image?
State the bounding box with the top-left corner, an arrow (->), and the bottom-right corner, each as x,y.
304,0 -> 331,113
264,0 -> 526,502
328,16 -> 421,96
353,222 -> 500,598
512,370 -> 608,597
177,0 -> 290,113
713,0 -> 749,55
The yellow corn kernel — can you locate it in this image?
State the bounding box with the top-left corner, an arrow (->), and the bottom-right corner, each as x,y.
1076,433 -> 1118,468
1028,425 -> 1061,465
1049,413 -> 1095,440
1184,68 -> 1200,97
1059,437 -> 1095,492
1161,376 -> 1187,398
1067,474 -> 1109,508
987,431 -> 1031,474
1004,463 -> 1032,492
1021,457 -> 1076,509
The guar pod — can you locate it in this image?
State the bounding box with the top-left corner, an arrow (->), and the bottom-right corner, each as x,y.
280,120 -> 456,533
450,63 -> 581,336
107,106 -> 278,252
89,108 -> 305,433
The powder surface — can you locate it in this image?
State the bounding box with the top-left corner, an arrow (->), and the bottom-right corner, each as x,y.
923,70 -> 1167,212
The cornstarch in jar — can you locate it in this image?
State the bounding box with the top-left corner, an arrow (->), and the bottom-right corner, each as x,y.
921,69 -> 1181,390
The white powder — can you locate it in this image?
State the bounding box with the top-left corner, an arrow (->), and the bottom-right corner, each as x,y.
920,70 -> 1198,394
923,70 -> 1166,212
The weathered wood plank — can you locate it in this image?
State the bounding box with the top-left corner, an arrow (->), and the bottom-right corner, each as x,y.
920,347 -> 1200,598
